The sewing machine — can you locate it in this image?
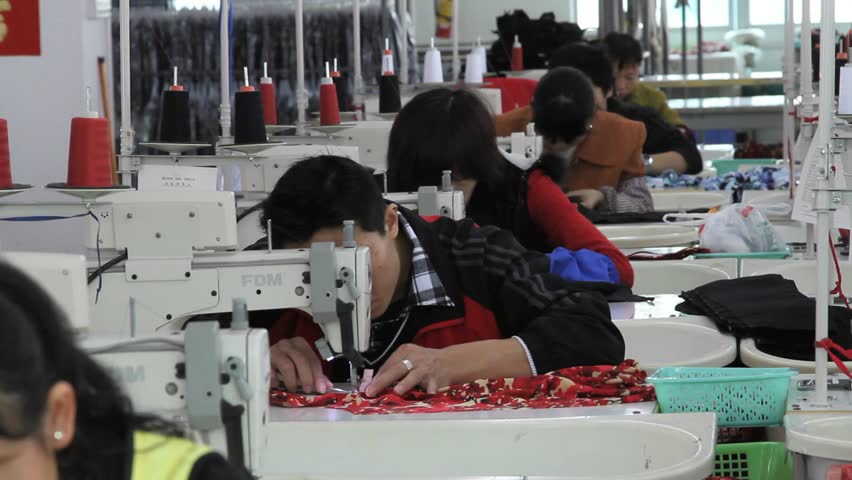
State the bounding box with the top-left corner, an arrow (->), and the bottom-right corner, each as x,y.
1,251 -> 272,471
279,121 -> 392,171
118,144 -> 360,193
498,123 -> 544,171
237,170 -> 465,248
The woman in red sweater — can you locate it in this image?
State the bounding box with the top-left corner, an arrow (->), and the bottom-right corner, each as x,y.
386,86 -> 633,286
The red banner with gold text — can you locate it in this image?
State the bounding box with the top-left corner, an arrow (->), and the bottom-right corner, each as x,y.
0,0 -> 41,56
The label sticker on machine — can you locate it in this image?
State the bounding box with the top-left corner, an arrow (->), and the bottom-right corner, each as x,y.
138,165 -> 219,192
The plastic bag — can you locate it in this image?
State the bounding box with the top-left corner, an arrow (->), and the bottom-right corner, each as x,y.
698,204 -> 786,253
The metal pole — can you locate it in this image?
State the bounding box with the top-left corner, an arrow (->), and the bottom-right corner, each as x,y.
802,0 -> 814,97
219,0 -> 232,141
295,0 -> 306,134
783,0 -> 795,172
452,0 -> 460,81
681,3 -> 687,78
119,0 -> 133,155
696,0 -> 703,76
353,0 -> 363,118
814,0 -> 836,406
398,0 -> 409,85
661,0 -> 669,75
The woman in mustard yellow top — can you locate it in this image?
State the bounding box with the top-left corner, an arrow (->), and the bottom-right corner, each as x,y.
0,261 -> 251,480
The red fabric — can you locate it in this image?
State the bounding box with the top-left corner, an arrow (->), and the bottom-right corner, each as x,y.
484,77 -> 538,113
270,360 -> 654,415
526,169 -> 634,286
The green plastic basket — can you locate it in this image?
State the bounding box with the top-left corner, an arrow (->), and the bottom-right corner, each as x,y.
647,367 -> 796,427
714,442 -> 793,480
712,159 -> 780,175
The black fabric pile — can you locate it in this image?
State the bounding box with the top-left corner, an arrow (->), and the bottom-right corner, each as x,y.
676,274 -> 852,361
487,10 -> 583,71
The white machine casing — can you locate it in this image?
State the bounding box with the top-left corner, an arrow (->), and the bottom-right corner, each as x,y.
256,145 -> 359,193
83,327 -> 271,472
1,252 -> 90,330
384,188 -> 466,220
287,121 -> 392,171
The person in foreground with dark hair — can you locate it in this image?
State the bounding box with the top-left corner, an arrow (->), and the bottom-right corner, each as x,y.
602,32 -> 686,128
260,155 -> 625,398
386,87 -> 633,286
533,67 -> 653,213
0,261 -> 251,480
549,42 -> 702,176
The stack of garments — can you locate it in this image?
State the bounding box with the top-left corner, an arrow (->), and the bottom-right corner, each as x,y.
676,275 -> 852,360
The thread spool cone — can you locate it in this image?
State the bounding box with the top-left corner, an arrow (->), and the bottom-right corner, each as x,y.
234,91 -> 268,144
157,89 -> 192,143
331,74 -> 348,112
378,75 -> 402,113
464,52 -> 484,83
423,48 -> 444,83
0,118 -> 11,189
320,79 -> 341,126
67,117 -> 114,188
260,81 -> 278,125
473,45 -> 487,75
511,37 -> 524,71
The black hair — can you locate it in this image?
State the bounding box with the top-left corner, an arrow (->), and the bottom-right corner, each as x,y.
386,88 -> 504,193
532,66 -> 596,147
549,42 -> 615,94
260,155 -> 388,247
0,261 -> 183,479
602,32 -> 643,69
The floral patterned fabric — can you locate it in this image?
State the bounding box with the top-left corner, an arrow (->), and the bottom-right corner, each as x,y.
269,360 -> 655,415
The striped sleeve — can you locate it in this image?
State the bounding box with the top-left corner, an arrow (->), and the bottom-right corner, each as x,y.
599,176 -> 654,213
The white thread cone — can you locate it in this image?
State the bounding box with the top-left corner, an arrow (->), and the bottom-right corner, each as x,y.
464,52 -> 484,83
423,47 -> 444,83
472,46 -> 487,75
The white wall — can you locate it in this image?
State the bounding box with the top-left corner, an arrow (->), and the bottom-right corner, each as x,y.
412,0 -> 572,46
0,0 -> 112,253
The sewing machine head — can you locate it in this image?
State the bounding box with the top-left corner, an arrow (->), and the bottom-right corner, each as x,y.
1,252 -> 89,331
81,320 -> 271,473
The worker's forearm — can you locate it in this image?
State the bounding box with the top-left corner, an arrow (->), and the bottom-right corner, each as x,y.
648,151 -> 688,175
443,339 -> 532,384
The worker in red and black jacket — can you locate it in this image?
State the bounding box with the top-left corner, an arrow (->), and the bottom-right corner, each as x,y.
386,87 -> 633,286
258,155 -> 625,397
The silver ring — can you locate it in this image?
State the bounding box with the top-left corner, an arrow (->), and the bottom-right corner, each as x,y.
402,359 -> 414,372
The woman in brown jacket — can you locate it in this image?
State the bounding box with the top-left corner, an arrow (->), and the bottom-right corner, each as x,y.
496,67 -> 653,213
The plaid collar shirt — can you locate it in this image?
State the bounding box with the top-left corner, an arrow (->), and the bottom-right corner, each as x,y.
364,213 -> 455,365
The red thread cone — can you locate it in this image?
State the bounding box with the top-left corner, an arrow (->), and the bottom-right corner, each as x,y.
0,118 -> 12,189
260,81 -> 278,125
511,45 -> 524,71
67,117 -> 113,188
319,80 -> 341,126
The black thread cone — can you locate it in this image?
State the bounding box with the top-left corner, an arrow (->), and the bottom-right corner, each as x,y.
332,75 -> 348,111
158,90 -> 191,142
378,75 -> 401,113
234,91 -> 267,144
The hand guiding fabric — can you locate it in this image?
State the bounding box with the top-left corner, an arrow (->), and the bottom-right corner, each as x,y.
365,344 -> 451,397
